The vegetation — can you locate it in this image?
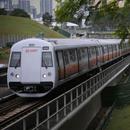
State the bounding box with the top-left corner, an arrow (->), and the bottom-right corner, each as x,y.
0,8 -> 7,15
105,105 -> 130,130
10,9 -> 30,18
0,48 -> 10,62
0,15 -> 65,38
55,0 -> 130,39
42,12 -> 52,26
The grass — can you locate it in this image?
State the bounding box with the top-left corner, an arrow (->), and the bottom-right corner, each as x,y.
0,48 -> 10,63
105,105 -> 130,130
0,15 -> 65,38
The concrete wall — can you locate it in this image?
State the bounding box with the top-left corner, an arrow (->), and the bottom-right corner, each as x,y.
56,93 -> 101,130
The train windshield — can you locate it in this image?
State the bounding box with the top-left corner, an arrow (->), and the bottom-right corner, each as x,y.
42,52 -> 53,67
10,52 -> 21,67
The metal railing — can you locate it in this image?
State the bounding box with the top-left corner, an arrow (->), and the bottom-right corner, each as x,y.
2,56 -> 130,130
0,34 -> 33,47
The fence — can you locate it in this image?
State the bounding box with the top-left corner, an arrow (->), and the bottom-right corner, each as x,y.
0,34 -> 33,47
2,56 -> 130,130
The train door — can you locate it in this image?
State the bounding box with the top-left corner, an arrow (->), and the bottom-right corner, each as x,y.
63,50 -> 70,77
96,46 -> 103,66
68,49 -> 78,75
21,47 -> 41,83
88,47 -> 97,69
113,45 -> 117,58
103,45 -> 109,62
56,51 -> 65,80
78,48 -> 89,72
108,45 -> 112,60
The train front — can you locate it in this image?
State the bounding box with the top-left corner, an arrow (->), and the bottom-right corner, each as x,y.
7,38 -> 56,97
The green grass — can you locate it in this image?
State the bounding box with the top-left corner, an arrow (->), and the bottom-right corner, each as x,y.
0,48 -> 10,61
105,105 -> 130,130
0,15 -> 65,38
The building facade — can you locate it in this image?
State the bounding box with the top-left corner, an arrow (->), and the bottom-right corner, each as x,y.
40,0 -> 52,16
0,0 -> 12,10
18,0 -> 31,13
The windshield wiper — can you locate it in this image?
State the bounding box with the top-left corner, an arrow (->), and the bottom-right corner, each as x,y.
15,59 -> 20,69
43,60 -> 48,69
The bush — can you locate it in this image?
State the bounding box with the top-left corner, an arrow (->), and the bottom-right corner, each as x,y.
0,48 -> 10,59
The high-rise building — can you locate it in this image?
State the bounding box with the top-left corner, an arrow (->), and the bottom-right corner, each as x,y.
40,0 -> 52,16
30,6 -> 37,18
18,0 -> 30,13
0,0 -> 12,10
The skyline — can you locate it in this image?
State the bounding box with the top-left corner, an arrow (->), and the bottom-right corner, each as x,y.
0,0 -> 58,18
12,0 -> 40,13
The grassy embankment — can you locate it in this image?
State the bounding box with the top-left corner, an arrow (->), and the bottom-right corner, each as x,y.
105,74 -> 130,130
0,15 -> 65,63
105,105 -> 130,130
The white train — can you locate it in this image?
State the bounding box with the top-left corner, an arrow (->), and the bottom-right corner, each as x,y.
7,38 -> 130,97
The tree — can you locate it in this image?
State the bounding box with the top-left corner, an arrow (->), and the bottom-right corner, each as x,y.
0,8 -> 7,15
42,12 -> 52,26
55,0 -> 130,39
55,0 -> 83,22
10,9 -> 30,18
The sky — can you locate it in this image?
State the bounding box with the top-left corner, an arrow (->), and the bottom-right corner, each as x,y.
12,0 -> 40,13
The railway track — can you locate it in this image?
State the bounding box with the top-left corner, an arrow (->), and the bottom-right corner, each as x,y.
0,97 -> 47,129
0,92 -> 16,104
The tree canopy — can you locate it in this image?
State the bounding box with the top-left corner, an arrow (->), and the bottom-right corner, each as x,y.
42,12 -> 52,26
55,0 -> 88,23
55,0 -> 130,39
10,9 -> 30,18
0,8 -> 7,15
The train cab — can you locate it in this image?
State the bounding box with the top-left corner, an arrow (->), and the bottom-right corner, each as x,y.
8,38 -> 56,97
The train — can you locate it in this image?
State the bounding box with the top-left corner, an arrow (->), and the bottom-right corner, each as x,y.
7,38 -> 130,97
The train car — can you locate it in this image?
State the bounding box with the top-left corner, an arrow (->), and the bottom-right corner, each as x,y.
7,38 -> 129,97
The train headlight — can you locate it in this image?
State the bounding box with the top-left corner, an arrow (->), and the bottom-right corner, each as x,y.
15,74 -> 20,78
42,74 -> 47,78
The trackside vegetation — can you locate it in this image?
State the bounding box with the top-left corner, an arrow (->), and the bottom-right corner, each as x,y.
0,15 -> 65,38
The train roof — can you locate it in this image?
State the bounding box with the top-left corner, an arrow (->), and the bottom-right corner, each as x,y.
11,38 -> 123,51
47,38 -> 121,50
11,38 -> 50,50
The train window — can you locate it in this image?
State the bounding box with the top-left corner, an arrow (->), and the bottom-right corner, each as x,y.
63,51 -> 69,65
78,49 -> 81,60
117,45 -> 119,50
103,46 -> 108,53
97,46 -> 102,56
114,45 -> 117,51
82,48 -> 86,58
112,45 -> 114,51
69,49 -> 76,62
42,52 -> 53,67
10,52 -> 21,67
108,45 -> 113,52
89,47 -> 96,58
